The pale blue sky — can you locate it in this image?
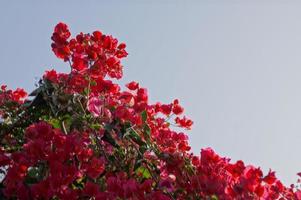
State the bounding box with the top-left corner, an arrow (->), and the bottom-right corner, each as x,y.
1,1 -> 301,185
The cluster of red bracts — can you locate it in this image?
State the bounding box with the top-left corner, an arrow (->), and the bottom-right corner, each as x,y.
1,22 -> 301,199
51,22 -> 127,79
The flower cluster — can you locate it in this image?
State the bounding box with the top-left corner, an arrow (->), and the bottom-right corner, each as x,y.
0,85 -> 27,130
0,22 -> 301,199
189,148 -> 301,199
50,22 -> 127,82
2,122 -> 106,199
0,85 -> 27,105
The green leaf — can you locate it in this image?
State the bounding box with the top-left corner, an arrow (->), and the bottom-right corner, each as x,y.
143,124 -> 151,137
83,88 -> 89,96
139,144 -> 148,155
91,123 -> 102,130
71,177 -> 85,189
123,121 -> 132,129
27,167 -> 39,178
90,80 -> 97,86
49,118 -> 60,129
129,129 -> 140,139
105,123 -> 113,132
124,128 -> 146,146
61,114 -> 72,132
211,195 -> 218,200
141,110 -> 147,123
26,166 -> 42,184
135,166 -> 151,179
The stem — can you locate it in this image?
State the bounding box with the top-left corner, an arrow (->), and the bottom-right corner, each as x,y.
61,120 -> 68,134
67,58 -> 72,71
87,75 -> 91,98
77,97 -> 86,114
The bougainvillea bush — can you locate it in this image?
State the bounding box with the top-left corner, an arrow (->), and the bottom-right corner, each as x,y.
1,23 -> 301,200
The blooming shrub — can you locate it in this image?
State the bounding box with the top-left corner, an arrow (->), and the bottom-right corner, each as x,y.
0,22 -> 301,199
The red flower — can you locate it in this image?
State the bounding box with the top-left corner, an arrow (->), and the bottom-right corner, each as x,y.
137,88 -> 148,102
72,55 -> 88,71
172,99 -> 184,115
175,116 -> 193,129
1,85 -> 7,91
83,181 -> 99,197
255,185 -> 264,197
106,57 -> 119,68
0,151 -> 11,167
102,35 -> 118,50
201,147 -> 221,164
92,31 -> 102,41
12,88 -> 27,101
226,160 -> 245,178
263,170 -> 277,184
161,104 -> 172,116
44,70 -> 58,83
192,156 -> 200,166
85,157 -> 105,179
53,22 -> 71,41
51,23 -> 71,60
126,81 -> 139,90
118,43 -> 126,49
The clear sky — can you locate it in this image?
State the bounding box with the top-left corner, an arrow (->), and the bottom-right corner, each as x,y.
1,0 -> 301,185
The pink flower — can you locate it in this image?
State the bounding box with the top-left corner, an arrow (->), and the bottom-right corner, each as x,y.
87,97 -> 103,117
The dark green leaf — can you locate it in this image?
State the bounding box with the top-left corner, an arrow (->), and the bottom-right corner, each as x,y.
27,167 -> 39,178
49,118 -> 60,129
141,110 -> 147,123
143,124 -> 151,138
91,123 -> 102,130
